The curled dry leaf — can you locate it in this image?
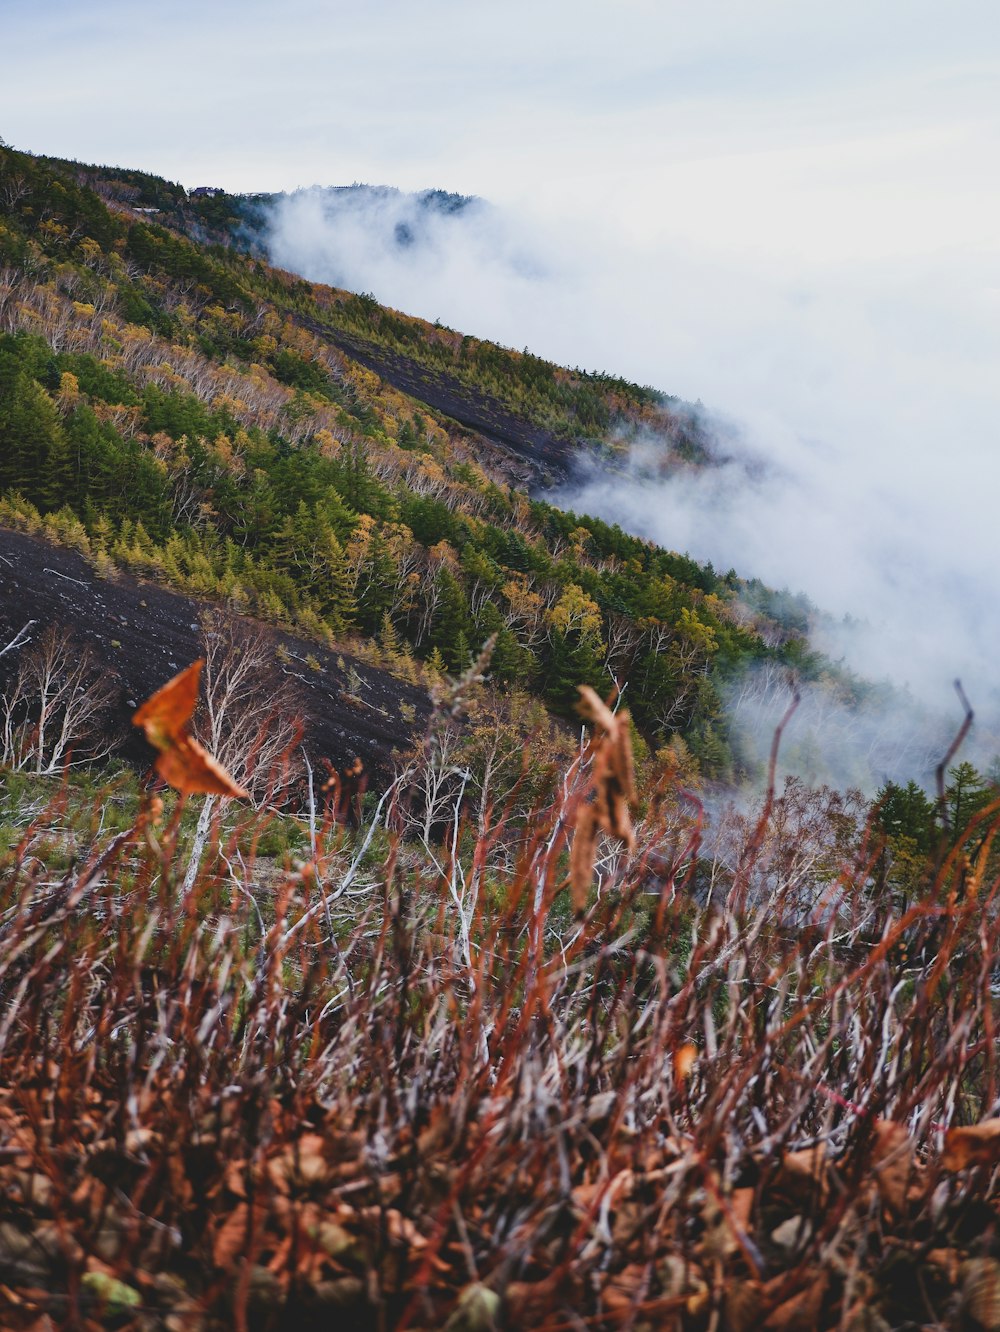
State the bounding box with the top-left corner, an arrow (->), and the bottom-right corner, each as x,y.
872,1119 -> 915,1216
772,1145 -> 829,1207
212,1201 -> 267,1269
942,1118 -> 1000,1171
266,1133 -> 331,1193
570,685 -> 637,913
569,804 -> 599,915
962,1258 -> 1000,1332
674,1043 -> 698,1083
132,660 -> 249,799
762,1270 -> 829,1332
577,684 -> 618,734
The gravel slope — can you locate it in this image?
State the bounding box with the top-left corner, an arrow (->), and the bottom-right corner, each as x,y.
0,527 -> 429,783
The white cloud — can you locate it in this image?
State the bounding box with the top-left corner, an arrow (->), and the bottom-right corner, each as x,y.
4,0 -> 999,761
263,177 -> 1000,748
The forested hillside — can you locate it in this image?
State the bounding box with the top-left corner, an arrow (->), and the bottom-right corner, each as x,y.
0,141 -> 834,781
4,143 -> 1000,1332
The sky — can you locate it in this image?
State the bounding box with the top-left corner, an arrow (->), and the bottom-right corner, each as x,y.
4,0 -> 1000,734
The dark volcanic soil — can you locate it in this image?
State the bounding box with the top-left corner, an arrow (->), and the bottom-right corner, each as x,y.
305,321 -> 577,483
0,527 -> 429,783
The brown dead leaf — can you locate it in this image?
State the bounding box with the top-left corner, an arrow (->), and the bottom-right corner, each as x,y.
962,1258 -> 1000,1331
674,1043 -> 698,1083
602,1263 -> 648,1317
723,1279 -> 764,1332
763,1270 -> 828,1332
773,1145 -> 829,1206
266,1133 -> 330,1192
224,1158 -> 248,1199
570,687 -> 637,912
577,684 -> 618,734
213,1202 -> 266,1269
729,1278 -> 766,1332
133,660 -> 249,799
872,1120 -> 915,1216
507,1272 -> 583,1325
569,803 -> 599,916
942,1118 -> 1000,1171
926,1248 -> 961,1284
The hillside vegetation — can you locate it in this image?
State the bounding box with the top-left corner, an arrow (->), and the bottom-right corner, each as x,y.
0,140 -> 844,783
3,144 -> 1000,1332
0,689 -> 998,1330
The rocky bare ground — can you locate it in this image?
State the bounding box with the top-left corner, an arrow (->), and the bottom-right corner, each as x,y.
0,526 -> 429,783
303,319 -> 577,484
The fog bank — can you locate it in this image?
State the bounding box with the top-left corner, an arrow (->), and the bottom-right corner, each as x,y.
261,182 -> 1000,778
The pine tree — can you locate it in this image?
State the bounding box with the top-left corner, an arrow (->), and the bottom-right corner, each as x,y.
318,528 -> 356,634
430,568 -> 473,661
0,369 -> 67,506
379,611 -> 403,662
354,529 -> 396,634
945,762 -> 991,845
426,646 -> 447,680
448,630 -> 471,673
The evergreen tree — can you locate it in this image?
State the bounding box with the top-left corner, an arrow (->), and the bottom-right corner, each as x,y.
0,367 -> 67,505
945,762 -> 991,845
429,568 -> 473,663
874,781 -> 936,855
354,529 -> 396,634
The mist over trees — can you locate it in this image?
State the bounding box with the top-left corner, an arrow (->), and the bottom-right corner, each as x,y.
2,140 -> 1000,1331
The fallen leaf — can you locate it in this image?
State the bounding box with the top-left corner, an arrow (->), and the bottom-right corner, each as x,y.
267,1133 -> 331,1192
658,1254 -> 709,1313
444,1283 -> 501,1331
942,1118 -> 1000,1171
773,1145 -> 828,1206
213,1202 -> 266,1269
962,1258 -> 1000,1332
724,1279 -> 764,1332
602,1263 -> 648,1317
926,1248 -> 961,1284
770,1215 -> 812,1255
310,1276 -> 366,1309
872,1120 -> 915,1216
763,1270 -> 828,1332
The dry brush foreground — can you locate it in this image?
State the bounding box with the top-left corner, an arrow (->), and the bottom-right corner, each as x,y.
0,706 -> 999,1330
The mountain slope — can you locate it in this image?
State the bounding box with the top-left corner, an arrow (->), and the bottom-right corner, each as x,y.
0,142 -> 851,782
0,525 -> 428,780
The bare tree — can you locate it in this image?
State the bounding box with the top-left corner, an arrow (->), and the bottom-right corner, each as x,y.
0,626 -> 119,773
0,621 -> 36,660
397,721 -> 468,851
182,612 -> 305,890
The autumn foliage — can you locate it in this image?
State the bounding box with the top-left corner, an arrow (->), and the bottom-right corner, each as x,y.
132,659 -> 249,798
0,680 -> 999,1331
